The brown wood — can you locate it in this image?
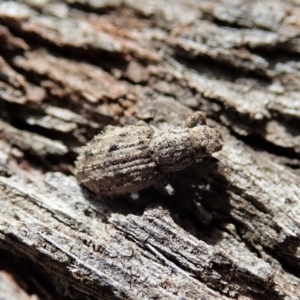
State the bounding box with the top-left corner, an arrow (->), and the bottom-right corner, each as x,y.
0,1 -> 300,299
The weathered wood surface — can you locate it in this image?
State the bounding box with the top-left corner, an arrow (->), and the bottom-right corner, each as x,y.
0,0 -> 300,299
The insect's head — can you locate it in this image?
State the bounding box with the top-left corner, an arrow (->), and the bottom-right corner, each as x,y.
185,111 -> 207,128
189,126 -> 223,158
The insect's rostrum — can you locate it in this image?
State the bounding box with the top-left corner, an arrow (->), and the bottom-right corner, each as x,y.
75,112 -> 223,197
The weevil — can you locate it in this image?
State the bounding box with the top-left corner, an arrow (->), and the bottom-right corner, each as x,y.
75,112 -> 223,197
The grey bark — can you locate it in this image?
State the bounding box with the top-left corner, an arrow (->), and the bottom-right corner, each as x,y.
0,0 -> 300,299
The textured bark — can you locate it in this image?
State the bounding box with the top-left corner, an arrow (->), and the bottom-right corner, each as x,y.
0,0 -> 300,299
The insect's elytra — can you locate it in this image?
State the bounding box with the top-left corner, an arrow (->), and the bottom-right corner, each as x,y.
75,111 -> 223,197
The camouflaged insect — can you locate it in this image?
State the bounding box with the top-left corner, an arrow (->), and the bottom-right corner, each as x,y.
75,112 -> 223,197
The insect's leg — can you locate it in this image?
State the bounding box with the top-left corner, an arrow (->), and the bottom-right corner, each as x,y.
153,174 -> 175,196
